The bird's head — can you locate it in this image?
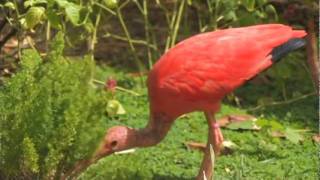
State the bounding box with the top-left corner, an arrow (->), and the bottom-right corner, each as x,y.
94,126 -> 136,158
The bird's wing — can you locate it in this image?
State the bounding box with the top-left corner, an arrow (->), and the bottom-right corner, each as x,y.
152,24 -> 306,101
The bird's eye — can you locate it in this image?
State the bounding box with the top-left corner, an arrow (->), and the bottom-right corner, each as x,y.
110,141 -> 118,149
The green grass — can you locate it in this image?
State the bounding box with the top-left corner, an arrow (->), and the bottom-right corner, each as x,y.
79,70 -> 318,180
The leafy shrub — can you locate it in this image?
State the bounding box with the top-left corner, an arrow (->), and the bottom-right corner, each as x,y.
0,33 -> 108,179
195,0 -> 278,29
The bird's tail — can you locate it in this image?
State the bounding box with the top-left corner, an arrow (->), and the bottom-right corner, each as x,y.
270,30 -> 307,62
244,29 -> 307,84
270,38 -> 306,62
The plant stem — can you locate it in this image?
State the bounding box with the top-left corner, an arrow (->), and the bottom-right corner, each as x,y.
88,9 -> 101,83
104,33 -> 157,50
156,1 -> 171,25
213,0 -> 220,30
92,79 -> 140,96
206,0 -> 213,28
119,0 -> 131,9
26,36 -> 36,51
150,26 -> 161,59
165,2 -> 178,52
46,21 -> 51,51
94,2 -> 116,16
306,17 -> 319,93
13,0 -> 21,59
90,9 -> 101,55
115,86 -> 140,96
281,82 -> 287,101
133,0 -> 144,13
248,91 -> 317,111
116,6 -> 145,71
170,0 -> 186,48
142,0 -> 153,69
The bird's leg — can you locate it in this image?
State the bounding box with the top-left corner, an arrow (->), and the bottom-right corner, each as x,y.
205,112 -> 224,154
196,111 -> 224,180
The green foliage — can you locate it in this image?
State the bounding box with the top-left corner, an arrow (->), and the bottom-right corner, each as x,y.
1,0 -> 106,55
200,0 -> 278,29
0,0 -> 282,72
103,0 -> 118,9
52,0 -> 83,26
22,137 -> 40,173
0,33 -> 108,179
233,52 -> 314,108
284,128 -> 304,144
24,6 -> 45,29
3,0 -> 87,29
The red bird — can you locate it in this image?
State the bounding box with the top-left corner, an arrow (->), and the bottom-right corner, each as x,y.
96,24 -> 306,179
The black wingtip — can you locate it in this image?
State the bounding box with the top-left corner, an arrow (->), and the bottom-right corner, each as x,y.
270,38 -> 306,63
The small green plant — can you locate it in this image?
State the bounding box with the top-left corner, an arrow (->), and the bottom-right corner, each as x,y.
0,33 -> 109,179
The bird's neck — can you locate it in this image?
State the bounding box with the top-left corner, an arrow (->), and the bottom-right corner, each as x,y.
131,112 -> 174,148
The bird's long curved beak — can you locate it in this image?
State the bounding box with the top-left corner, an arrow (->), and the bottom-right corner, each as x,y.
93,146 -> 114,161
62,144 -> 114,179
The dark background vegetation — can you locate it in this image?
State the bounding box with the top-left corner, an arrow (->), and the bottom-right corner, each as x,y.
0,0 -> 318,179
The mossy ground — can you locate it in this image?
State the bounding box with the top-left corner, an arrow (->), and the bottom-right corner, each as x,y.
80,67 -> 318,180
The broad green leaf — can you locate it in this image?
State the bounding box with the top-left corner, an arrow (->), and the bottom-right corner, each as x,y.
35,0 -> 47,3
244,0 -> 255,12
65,4 -> 81,25
222,140 -> 239,150
256,0 -> 268,7
254,10 -> 267,19
24,0 -> 47,8
103,0 -> 118,9
106,100 -> 126,116
265,4 -> 278,20
256,119 -> 284,131
285,128 -> 303,144
25,6 -> 45,29
55,0 -> 69,8
47,9 -> 61,29
84,20 -> 94,33
24,0 -> 33,8
265,4 -> 277,14
4,2 -> 15,10
238,11 -> 257,25
269,120 -> 284,131
116,103 -> 126,115
226,120 -> 259,130
224,11 -> 237,21
19,18 -> 27,29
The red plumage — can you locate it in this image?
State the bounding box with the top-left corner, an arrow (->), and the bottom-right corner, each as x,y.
148,24 -> 306,118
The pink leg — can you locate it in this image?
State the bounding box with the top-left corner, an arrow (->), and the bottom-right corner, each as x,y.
210,120 -> 224,154
196,111 -> 224,180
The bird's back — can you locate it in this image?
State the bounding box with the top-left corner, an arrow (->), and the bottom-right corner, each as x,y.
148,24 -> 306,118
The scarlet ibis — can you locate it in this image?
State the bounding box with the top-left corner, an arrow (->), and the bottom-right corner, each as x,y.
96,24 -> 306,179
